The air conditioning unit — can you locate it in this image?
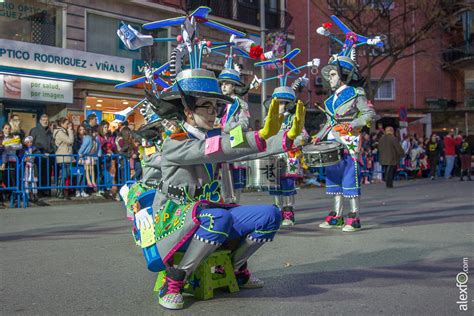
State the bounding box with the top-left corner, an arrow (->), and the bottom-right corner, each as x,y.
314,76 -> 324,86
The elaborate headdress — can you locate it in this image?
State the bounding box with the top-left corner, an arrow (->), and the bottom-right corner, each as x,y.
255,48 -> 319,108
317,15 -> 384,86
115,6 -> 251,121
213,35 -> 262,88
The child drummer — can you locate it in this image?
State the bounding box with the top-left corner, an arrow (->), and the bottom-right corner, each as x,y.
119,10 -> 306,310
312,17 -> 378,232
141,69 -> 305,309
253,50 -> 311,226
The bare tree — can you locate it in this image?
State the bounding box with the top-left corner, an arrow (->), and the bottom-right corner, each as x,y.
310,0 -> 470,101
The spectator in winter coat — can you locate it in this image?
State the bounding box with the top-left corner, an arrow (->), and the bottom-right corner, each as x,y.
53,117 -> 74,199
0,123 -> 22,190
378,126 -> 405,188
30,114 -> 55,197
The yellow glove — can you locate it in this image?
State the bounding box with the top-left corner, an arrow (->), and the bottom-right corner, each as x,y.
287,100 -> 306,140
258,98 -> 284,140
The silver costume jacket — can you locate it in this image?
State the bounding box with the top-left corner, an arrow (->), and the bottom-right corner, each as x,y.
141,151 -> 162,185
314,85 -> 375,156
152,125 -> 294,211
221,96 -> 250,133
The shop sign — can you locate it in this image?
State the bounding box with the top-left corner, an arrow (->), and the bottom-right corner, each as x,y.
0,74 -> 73,103
0,1 -> 50,20
132,60 -> 164,76
0,39 -> 133,82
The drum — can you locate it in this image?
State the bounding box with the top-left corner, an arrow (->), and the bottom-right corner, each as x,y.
303,141 -> 344,167
246,156 -> 281,189
278,154 -> 304,178
231,162 -> 247,189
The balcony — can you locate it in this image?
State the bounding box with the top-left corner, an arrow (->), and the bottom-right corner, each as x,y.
186,0 -> 232,19
183,0 -> 288,30
442,41 -> 474,69
237,2 -> 259,26
426,98 -> 458,109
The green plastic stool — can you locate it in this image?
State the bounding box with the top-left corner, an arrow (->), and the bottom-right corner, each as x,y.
154,250 -> 240,300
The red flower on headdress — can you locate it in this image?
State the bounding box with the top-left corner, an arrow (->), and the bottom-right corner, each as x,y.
249,45 -> 263,59
323,22 -> 333,29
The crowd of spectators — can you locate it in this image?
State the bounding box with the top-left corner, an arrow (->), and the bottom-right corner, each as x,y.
0,112 -> 472,206
0,113 -> 141,206
356,126 -> 472,186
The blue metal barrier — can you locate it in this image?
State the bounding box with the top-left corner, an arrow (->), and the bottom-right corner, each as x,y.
19,154 -> 130,208
0,154 -> 21,207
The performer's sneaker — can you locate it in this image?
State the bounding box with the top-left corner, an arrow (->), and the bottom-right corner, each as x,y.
159,267 -> 186,310
235,263 -> 265,289
319,211 -> 344,229
342,212 -> 362,232
281,207 -> 295,226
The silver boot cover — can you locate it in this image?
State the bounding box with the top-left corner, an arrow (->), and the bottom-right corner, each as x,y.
232,237 -> 265,271
348,196 -> 360,215
334,194 -> 344,216
178,237 -> 220,277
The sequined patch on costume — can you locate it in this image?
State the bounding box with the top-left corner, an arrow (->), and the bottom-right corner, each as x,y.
155,201 -> 194,241
196,180 -> 221,203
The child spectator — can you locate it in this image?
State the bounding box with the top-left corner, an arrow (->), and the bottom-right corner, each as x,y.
23,136 -> 40,202
77,126 -> 99,197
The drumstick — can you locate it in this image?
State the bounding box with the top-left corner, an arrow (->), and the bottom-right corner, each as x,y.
315,104 -> 339,124
315,104 -> 353,134
312,104 -> 351,141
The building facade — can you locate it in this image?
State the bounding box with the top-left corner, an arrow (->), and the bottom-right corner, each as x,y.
0,0 -> 291,132
288,0 -> 474,137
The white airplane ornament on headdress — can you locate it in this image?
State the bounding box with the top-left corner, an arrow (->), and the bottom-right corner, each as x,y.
255,48 -> 320,86
316,15 -> 383,58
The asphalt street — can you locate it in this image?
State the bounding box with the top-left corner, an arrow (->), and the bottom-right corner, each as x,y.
1,178 -> 473,315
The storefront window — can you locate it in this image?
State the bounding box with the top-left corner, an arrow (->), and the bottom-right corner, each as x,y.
86,13 -> 168,63
84,96 -> 145,128
0,0 -> 63,47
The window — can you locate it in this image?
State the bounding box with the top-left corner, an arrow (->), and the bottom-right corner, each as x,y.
362,0 -> 395,10
265,0 -> 278,12
371,79 -> 395,100
86,13 -> 168,63
0,0 -> 63,47
237,0 -> 259,26
186,0 -> 232,18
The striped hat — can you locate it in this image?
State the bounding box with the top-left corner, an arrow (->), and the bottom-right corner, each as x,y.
218,68 -> 245,87
272,86 -> 296,102
160,68 -> 233,107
